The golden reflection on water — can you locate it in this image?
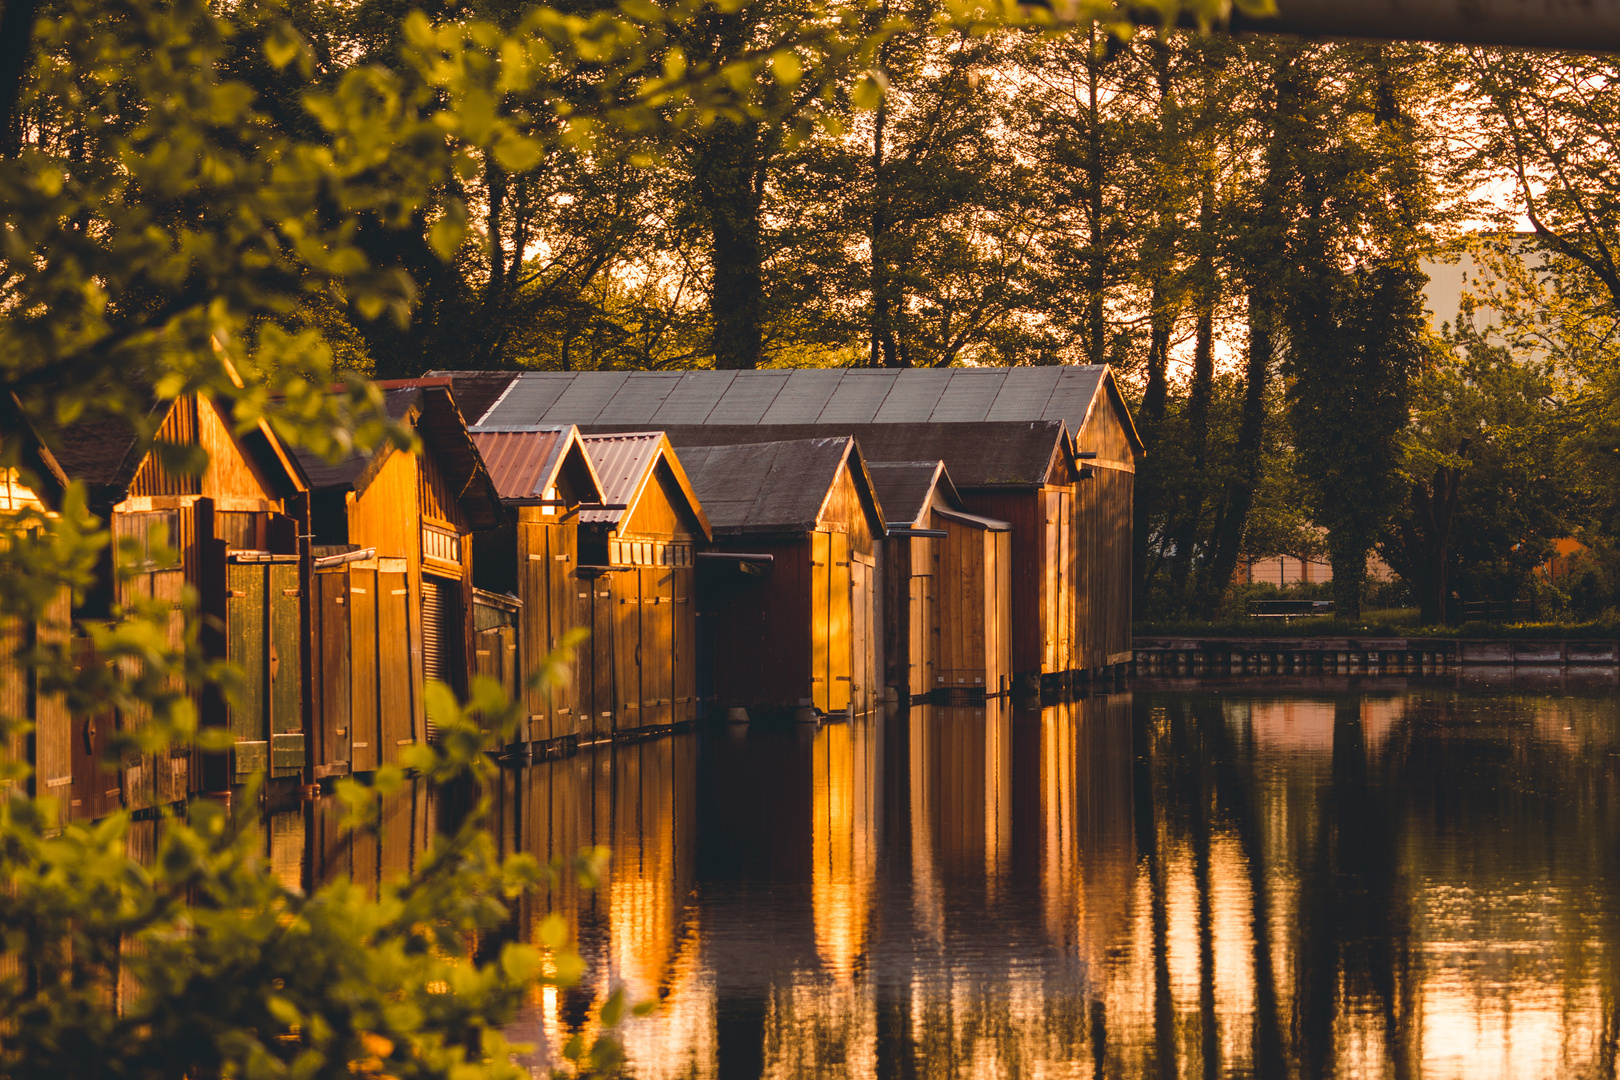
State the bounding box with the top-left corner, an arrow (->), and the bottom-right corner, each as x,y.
273,687 -> 1620,1079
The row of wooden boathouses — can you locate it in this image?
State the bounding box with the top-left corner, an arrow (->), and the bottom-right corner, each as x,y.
0,365 -> 1139,818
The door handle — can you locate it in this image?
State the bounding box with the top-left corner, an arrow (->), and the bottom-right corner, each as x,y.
269,643 -> 280,681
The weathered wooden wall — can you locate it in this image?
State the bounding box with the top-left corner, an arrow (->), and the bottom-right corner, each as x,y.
347,449 -> 422,764
934,519 -> 1012,695
589,461 -> 700,737
1073,393 -> 1137,672
699,538 -> 811,712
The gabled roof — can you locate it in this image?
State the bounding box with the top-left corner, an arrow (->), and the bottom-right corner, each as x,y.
676,437 -> 887,538
41,393 -> 307,505
0,393 -> 70,509
471,425 -> 604,505
458,365 -> 1141,456
866,461 -> 961,528
433,371 -> 523,426
290,383 -> 504,531
578,432 -> 712,540
584,422 -> 1072,489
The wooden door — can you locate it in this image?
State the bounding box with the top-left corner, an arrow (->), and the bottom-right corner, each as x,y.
546,521 -> 579,734
68,637 -> 119,820
811,531 -> 831,713
850,555 -> 871,713
315,567 -> 351,775
118,510 -> 187,807
227,561 -> 268,780
0,614 -> 25,791
1043,493 -> 1061,675
829,531 -> 852,714
613,565 -> 642,732
349,567 -> 379,773
672,565 -> 695,723
581,575 -> 614,743
377,567 -> 413,762
906,575 -> 926,698
642,565 -> 673,728
34,590 -> 72,798
518,520 -> 547,744
269,561 -> 303,779
1057,490 -> 1072,673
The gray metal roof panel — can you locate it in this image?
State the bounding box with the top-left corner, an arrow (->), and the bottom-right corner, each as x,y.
872,369 -> 952,422
985,366 -> 1061,421
541,372 -> 627,424
594,371 -> 682,424
1041,365 -> 1107,430
651,370 -> 736,424
479,372 -> 576,425
817,369 -> 897,423
759,369 -> 843,424
929,370 -> 1005,422
588,421 -> 1067,488
705,370 -> 789,423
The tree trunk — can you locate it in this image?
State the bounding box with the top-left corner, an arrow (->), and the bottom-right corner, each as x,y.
1197,290 -> 1272,617
0,0 -> 41,158
1083,27 -> 1107,367
693,118 -> 765,370
869,93 -> 901,367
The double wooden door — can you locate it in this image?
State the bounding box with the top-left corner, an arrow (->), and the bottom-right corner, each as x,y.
226,554 -> 303,781
811,530 -> 853,715
340,561 -> 415,772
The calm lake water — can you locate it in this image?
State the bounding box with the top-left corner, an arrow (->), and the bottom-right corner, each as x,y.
274,676 -> 1620,1078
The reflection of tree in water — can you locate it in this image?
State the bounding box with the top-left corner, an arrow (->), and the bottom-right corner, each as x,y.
1127,687 -> 1620,1080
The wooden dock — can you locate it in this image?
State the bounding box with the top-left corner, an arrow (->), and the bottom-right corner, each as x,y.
1133,636 -> 1620,674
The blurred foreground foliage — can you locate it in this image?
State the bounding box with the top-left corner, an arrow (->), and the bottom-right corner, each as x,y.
0,0 -> 1268,1075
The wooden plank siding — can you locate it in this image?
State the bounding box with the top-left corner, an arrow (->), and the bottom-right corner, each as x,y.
686,439 -> 883,718
698,537 -> 812,713
71,394 -> 308,808
1071,384 -> 1139,674
576,436 -> 706,740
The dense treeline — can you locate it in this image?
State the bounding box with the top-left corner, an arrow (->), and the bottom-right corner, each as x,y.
10,2 -> 1620,625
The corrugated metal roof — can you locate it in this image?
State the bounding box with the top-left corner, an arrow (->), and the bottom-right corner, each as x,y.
471,426 -> 567,500
579,432 -> 664,524
867,460 -> 958,526
476,366 -> 1137,454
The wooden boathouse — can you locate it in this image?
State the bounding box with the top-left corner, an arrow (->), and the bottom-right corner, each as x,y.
42,392 -> 311,809
442,365 -> 1141,688
293,381 -> 502,778
469,424 -> 605,753
576,432 -> 711,742
677,437 -> 886,719
867,460 -> 1012,700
